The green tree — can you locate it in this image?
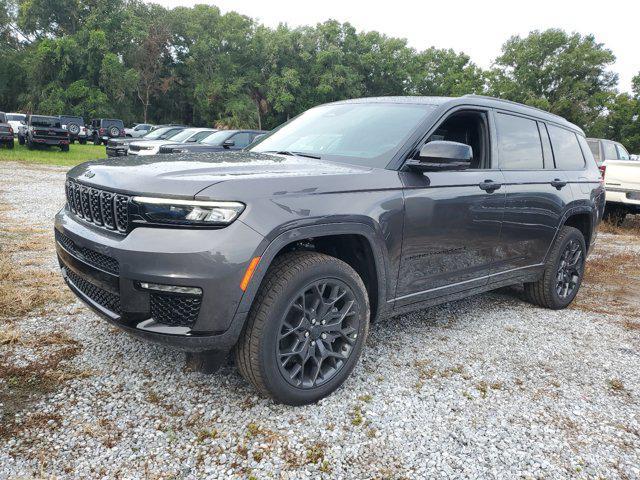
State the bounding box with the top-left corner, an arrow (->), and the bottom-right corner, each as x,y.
488,29 -> 617,132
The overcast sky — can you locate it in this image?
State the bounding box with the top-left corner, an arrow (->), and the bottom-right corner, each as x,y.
151,0 -> 639,92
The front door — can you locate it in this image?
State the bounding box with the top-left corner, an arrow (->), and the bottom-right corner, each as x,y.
395,109 -> 505,307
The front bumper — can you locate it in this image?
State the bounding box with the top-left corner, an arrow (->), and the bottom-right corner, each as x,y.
106,146 -> 128,157
55,208 -> 265,351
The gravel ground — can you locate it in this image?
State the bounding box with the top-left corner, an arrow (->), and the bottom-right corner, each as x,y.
1,161 -> 639,479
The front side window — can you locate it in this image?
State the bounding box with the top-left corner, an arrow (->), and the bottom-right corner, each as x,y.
616,143 -> 630,160
144,127 -> 181,140
547,125 -> 585,170
230,132 -> 253,148
191,131 -> 214,142
251,103 -> 437,167
496,113 -> 544,170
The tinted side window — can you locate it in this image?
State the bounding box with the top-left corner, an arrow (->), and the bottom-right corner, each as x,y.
547,125 -> 585,170
191,131 -> 213,142
603,141 -> 617,160
230,132 -> 253,148
496,113 -> 543,169
577,135 -> 597,168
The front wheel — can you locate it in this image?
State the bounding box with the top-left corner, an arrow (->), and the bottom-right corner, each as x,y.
235,251 -> 370,405
524,226 -> 586,309
6,141 -> 14,149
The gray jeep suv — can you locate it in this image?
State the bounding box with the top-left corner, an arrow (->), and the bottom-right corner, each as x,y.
55,96 -> 605,405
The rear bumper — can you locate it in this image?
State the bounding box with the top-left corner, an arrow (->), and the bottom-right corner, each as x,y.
54,208 -> 265,351
0,135 -> 13,142
31,137 -> 69,146
606,189 -> 640,212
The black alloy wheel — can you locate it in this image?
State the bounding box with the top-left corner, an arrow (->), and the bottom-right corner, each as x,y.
276,279 -> 360,389
555,239 -> 583,299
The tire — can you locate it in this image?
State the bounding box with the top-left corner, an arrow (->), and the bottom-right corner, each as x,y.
60,144 -> 69,152
235,251 -> 370,405
67,123 -> 80,136
109,126 -> 120,137
18,135 -> 25,145
79,139 -> 87,145
524,226 -> 586,310
7,141 -> 14,149
603,205 -> 626,227
93,135 -> 101,146
27,138 -> 34,150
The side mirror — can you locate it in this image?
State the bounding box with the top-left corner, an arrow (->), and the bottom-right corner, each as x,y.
407,140 -> 472,172
222,139 -> 235,148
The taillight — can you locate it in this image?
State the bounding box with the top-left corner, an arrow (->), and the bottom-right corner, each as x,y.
99,128 -> 105,134
598,165 -> 606,179
8,127 -> 13,134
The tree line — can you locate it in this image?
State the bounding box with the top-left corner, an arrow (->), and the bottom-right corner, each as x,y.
0,0 -> 638,150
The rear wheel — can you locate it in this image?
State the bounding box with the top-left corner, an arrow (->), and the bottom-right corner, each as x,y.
18,135 -> 25,145
93,135 -> 101,146
60,144 -> 69,152
6,141 -> 14,149
235,251 -> 370,405
27,138 -> 34,150
79,138 -> 87,145
524,226 -> 586,309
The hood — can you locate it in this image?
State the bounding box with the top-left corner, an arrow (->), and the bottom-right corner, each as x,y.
67,151 -> 373,198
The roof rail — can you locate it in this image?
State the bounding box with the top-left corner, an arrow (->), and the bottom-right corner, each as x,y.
462,94 -> 566,121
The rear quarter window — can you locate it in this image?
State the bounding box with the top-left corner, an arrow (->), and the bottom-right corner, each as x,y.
547,125 -> 585,170
496,113 -> 544,170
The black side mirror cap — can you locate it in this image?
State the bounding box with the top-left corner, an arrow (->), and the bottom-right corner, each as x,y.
222,140 -> 235,148
408,140 -> 473,172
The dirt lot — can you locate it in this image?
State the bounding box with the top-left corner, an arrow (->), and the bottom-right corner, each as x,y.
1,162 -> 639,479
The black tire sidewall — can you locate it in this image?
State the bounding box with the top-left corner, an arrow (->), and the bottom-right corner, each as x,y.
258,260 -> 369,405
547,229 -> 586,308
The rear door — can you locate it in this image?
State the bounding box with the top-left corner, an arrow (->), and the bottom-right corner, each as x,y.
492,112 -> 574,278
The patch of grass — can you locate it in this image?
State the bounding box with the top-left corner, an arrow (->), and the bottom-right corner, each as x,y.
0,143 -> 106,167
351,405 -> 364,426
0,336 -> 81,439
609,378 -> 625,392
196,428 -> 219,442
306,442 -> 326,464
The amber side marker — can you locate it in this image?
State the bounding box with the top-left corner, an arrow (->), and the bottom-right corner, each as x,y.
240,257 -> 261,291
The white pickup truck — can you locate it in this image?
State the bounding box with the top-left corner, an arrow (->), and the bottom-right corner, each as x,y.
588,138 -> 640,224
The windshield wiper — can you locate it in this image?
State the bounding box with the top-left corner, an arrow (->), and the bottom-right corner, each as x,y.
262,150 -> 321,160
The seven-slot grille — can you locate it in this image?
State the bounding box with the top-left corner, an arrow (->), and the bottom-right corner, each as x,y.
66,180 -> 129,233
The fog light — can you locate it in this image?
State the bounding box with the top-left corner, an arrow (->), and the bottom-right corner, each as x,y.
138,282 -> 202,295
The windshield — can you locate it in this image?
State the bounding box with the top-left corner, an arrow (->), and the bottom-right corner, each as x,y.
201,130 -> 233,146
251,103 -> 437,166
7,114 -> 26,122
143,127 -> 182,139
31,116 -> 61,128
167,128 -> 201,143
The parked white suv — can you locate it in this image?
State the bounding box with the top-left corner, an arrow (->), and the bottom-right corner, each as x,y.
128,128 -> 216,156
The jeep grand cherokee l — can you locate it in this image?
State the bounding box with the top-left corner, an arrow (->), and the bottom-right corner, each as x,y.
55,96 -> 604,405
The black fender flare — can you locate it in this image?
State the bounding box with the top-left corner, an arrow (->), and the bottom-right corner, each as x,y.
544,206 -> 595,261
237,222 -> 390,321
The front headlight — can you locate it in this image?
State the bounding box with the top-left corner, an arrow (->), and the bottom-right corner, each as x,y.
133,197 -> 245,226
